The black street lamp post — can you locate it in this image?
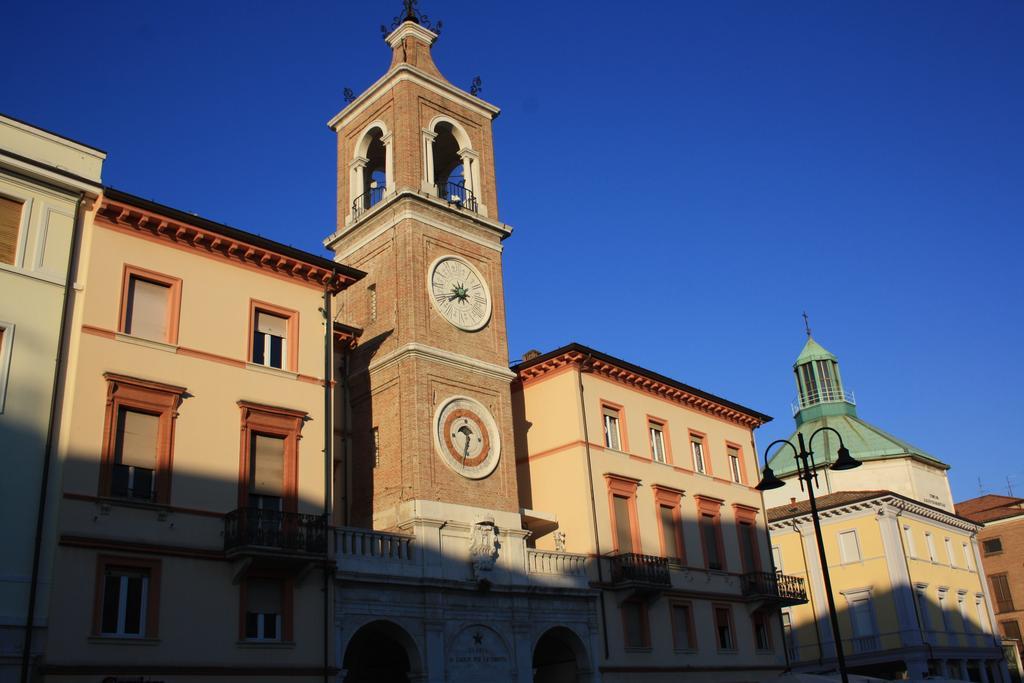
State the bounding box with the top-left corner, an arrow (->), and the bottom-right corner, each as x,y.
756,427 -> 862,683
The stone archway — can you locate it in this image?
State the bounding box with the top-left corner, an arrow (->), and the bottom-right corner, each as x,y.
343,619 -> 422,683
533,626 -> 590,683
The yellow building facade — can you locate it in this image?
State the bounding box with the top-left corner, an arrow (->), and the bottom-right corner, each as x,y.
514,344 -> 807,682
0,115 -> 104,683
769,491 -> 1005,681
42,188 -> 363,682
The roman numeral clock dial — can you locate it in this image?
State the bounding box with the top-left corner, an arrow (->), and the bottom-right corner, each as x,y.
427,256 -> 492,331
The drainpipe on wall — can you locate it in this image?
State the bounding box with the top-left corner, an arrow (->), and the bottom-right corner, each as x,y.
322,287 -> 334,683
21,192 -> 85,683
577,354 -> 610,660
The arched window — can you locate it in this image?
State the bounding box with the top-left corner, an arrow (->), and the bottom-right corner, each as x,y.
424,118 -> 481,213
350,123 -> 393,221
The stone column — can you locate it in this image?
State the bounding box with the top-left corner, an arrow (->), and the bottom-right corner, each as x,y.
348,155 -> 368,223
381,132 -> 395,196
512,623 -> 534,683
421,128 -> 437,194
424,619 -> 447,683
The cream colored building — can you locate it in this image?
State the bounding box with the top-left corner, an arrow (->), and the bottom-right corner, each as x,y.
513,344 -> 805,682
769,491 -> 1006,681
0,115 -> 104,682
43,187 -> 363,682
764,337 -> 1007,681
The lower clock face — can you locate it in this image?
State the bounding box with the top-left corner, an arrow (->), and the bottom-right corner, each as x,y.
434,396 -> 501,479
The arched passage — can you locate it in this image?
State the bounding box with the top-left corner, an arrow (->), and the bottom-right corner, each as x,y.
343,619 -> 421,683
533,626 -> 590,683
350,122 -> 392,220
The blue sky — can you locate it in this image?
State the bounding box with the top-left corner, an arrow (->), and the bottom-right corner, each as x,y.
4,1 -> 1022,502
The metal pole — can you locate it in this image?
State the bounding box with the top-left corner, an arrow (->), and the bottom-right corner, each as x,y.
797,432 -> 851,683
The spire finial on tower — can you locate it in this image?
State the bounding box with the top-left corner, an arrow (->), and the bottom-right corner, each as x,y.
381,0 -> 442,39
802,311 -> 812,339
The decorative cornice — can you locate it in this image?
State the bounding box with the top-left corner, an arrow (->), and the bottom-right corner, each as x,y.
361,342 -> 516,382
97,197 -> 360,292
515,350 -> 768,429
768,493 -> 980,534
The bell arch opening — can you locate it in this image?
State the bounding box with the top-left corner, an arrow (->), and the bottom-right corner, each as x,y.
351,124 -> 390,220
429,120 -> 478,212
342,619 -> 421,683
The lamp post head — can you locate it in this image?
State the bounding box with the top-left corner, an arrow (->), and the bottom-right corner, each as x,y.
755,464 -> 786,491
829,445 -> 861,471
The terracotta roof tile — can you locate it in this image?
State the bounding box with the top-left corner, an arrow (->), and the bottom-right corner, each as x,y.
767,490 -> 891,522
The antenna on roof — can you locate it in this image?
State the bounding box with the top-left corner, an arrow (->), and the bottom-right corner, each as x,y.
978,476 -> 984,496
1008,476 -> 1015,497
802,311 -> 812,339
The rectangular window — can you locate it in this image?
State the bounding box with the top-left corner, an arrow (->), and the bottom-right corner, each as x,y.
938,590 -> 953,632
671,603 -> 695,650
111,408 -> 159,500
772,545 -> 783,573
94,556 -> 160,638
0,195 -> 23,265
752,612 -> 772,651
782,611 -> 798,660
125,276 -> 171,341
925,532 -> 937,561
602,405 -> 621,450
850,598 -> 878,652
839,530 -> 861,563
691,435 -> 706,474
983,538 -> 1004,555
945,537 -> 955,567
100,374 -> 184,505
253,310 -> 288,369
701,513 -> 723,570
1001,621 -> 1023,655
728,446 -> 742,483
959,592 -> 970,631
649,421 -> 666,463
977,596 -> 990,631
101,568 -> 149,636
800,363 -> 818,402
903,525 -> 917,558
738,521 -> 759,573
613,494 -> 634,553
244,578 -> 283,641
992,575 -> 1015,613
963,542 -> 974,570
621,601 -> 649,649
816,360 -> 836,400
250,433 -> 285,511
916,586 -> 932,630
714,606 -> 735,650
660,504 -> 682,561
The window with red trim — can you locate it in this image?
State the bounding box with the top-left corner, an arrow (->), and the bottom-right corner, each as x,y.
93,555 -> 161,639
249,301 -> 298,372
670,601 -> 697,650
237,401 -> 306,513
119,266 -> 181,344
621,600 -> 650,649
99,373 -> 185,505
606,475 -> 640,554
241,575 -> 292,642
714,605 -> 736,650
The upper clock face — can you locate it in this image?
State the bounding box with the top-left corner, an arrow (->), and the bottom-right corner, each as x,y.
434,396 -> 501,479
428,256 -> 492,331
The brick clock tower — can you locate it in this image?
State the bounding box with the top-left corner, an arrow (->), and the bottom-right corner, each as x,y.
326,12 -> 518,533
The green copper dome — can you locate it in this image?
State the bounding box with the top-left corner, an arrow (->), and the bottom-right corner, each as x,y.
768,335 -> 949,477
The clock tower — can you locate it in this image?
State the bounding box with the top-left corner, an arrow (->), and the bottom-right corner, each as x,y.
326,10 -> 518,531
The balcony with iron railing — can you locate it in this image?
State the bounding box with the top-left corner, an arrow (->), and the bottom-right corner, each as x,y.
223,507 -> 327,557
436,182 -> 477,212
351,184 -> 386,219
791,387 -> 856,416
607,553 -> 671,588
741,571 -> 808,606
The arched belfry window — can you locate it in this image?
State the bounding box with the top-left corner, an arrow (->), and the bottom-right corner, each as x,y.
349,123 -> 393,221
422,118 -> 482,214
